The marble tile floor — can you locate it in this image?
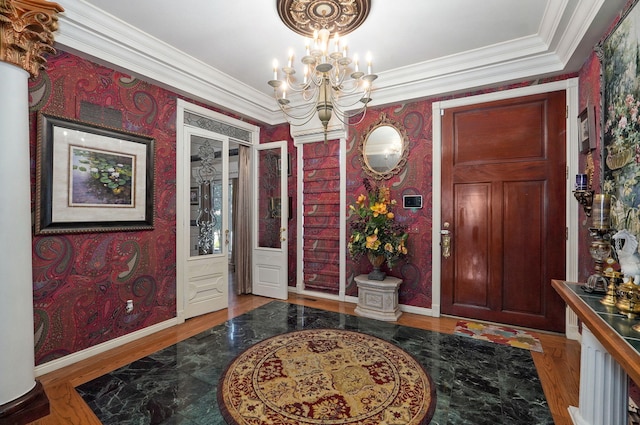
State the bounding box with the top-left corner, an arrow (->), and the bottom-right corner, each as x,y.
76,301 -> 553,425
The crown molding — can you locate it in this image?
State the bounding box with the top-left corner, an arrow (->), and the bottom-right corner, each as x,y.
54,0 -> 281,124
52,0 -> 604,126
553,0 -> 606,65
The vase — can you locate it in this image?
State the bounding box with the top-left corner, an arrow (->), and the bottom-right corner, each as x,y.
367,252 -> 386,281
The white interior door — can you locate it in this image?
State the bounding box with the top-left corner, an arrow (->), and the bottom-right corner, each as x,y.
182,128 -> 230,318
252,141 -> 288,299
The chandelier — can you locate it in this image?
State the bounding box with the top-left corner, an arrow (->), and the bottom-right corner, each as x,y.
270,0 -> 377,140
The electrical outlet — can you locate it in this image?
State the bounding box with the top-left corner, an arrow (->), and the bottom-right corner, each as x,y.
126,299 -> 133,313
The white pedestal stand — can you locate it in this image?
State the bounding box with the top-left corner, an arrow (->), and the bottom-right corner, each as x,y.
568,325 -> 628,425
354,274 -> 402,321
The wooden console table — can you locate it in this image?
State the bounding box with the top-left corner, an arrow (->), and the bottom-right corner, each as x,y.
552,279 -> 640,425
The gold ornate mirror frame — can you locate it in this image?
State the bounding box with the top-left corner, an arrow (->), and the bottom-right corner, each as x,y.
359,113 -> 409,180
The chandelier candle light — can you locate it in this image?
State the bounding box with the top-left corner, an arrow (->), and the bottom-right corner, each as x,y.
268,28 -> 377,141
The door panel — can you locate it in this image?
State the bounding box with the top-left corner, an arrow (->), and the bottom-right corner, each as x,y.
453,183 -> 491,308
441,91 -> 566,332
184,129 -> 229,318
253,142 -> 288,300
503,181 -> 543,315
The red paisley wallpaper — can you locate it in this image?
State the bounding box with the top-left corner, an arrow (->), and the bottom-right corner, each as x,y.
344,77 -> 575,307
25,44 -> 598,367
28,52 -> 180,365
346,105 -> 434,307
27,51 -> 290,366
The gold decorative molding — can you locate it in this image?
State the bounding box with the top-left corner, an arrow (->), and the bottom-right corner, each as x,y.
0,0 -> 64,77
277,0 -> 371,37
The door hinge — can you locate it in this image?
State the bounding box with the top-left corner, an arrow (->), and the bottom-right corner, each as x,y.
566,166 -> 569,180
566,227 -> 569,240
566,105 -> 568,119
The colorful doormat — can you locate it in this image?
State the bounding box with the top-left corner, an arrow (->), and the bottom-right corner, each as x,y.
453,320 -> 543,352
217,328 -> 436,425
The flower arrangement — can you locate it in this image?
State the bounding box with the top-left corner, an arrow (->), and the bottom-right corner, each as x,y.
348,179 -> 409,270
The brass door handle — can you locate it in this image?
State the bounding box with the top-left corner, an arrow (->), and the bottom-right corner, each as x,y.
225,229 -> 230,245
280,227 -> 287,242
441,222 -> 451,259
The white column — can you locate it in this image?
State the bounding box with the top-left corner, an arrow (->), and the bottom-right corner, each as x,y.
569,325 -> 628,425
0,61 -> 36,404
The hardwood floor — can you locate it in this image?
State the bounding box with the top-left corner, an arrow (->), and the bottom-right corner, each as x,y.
28,294 -> 580,425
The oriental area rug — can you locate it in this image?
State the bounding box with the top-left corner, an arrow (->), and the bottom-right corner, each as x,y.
453,320 -> 543,352
217,328 -> 436,425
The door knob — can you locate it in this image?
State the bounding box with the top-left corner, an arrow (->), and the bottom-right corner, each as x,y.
225,229 -> 230,245
441,222 -> 451,259
280,227 -> 287,242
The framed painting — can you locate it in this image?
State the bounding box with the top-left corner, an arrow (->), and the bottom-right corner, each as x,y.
35,113 -> 155,234
601,0 -> 640,234
578,105 -> 596,154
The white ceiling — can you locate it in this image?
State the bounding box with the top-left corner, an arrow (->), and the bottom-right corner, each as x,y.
54,0 -> 626,125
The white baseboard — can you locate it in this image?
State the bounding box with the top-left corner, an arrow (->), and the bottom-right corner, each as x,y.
344,295 -> 358,304
32,296 -> 438,377
34,317 -> 180,377
288,286 -> 435,318
400,304 -> 435,317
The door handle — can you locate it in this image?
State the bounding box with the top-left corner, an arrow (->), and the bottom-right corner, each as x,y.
225,229 -> 230,245
441,222 -> 451,259
280,227 -> 287,242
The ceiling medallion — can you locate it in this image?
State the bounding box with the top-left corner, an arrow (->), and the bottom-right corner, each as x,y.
277,0 -> 371,37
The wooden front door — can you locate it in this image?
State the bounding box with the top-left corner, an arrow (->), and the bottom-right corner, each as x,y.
440,91 -> 566,332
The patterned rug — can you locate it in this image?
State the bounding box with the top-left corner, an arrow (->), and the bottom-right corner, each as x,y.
454,320 -> 543,352
217,328 -> 436,425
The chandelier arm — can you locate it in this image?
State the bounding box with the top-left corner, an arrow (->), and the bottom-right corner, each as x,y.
283,76 -> 312,93
279,105 -> 324,127
301,86 -> 320,101
309,72 -> 324,86
331,100 -> 365,120
330,101 -> 369,127
332,93 -> 372,110
333,80 -> 365,95
278,101 -> 319,121
328,68 -> 347,86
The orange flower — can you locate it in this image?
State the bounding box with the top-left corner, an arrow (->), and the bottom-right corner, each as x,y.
370,202 -> 388,217
366,234 -> 380,250
379,186 -> 390,203
348,179 -> 409,269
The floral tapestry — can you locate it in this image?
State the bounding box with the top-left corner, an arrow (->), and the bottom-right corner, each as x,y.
603,0 -> 640,236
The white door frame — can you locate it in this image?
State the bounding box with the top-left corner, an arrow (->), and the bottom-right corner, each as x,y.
252,141 -> 289,300
430,78 -> 580,338
176,99 -> 259,322
292,129 -> 348,301
182,127 -> 230,318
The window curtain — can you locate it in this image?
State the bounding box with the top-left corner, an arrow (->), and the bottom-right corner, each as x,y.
233,145 -> 252,294
229,178 -> 238,272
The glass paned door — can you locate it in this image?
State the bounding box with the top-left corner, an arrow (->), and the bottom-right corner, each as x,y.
184,129 -> 229,318
253,141 -> 288,300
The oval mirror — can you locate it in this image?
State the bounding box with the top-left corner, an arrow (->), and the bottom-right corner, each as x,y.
359,113 -> 408,180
